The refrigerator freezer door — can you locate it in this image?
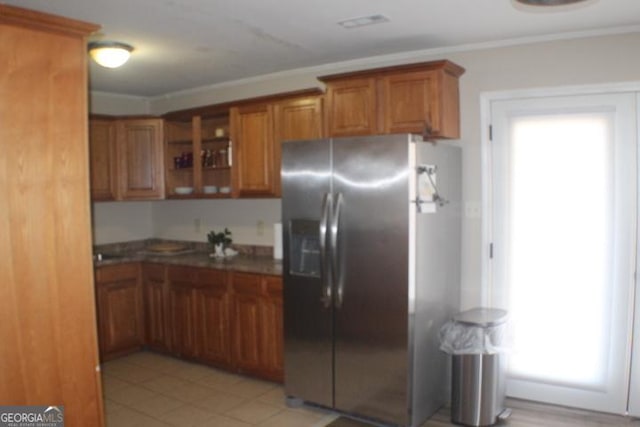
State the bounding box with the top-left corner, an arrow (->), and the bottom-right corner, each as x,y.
331,134 -> 412,425
281,138 -> 333,407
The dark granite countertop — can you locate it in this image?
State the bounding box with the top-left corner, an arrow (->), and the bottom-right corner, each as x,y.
94,239 -> 282,276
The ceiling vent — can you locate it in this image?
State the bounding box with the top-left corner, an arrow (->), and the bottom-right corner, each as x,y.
515,0 -> 589,5
337,14 -> 390,29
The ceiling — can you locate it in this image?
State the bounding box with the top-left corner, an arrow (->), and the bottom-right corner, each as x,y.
4,0 -> 640,97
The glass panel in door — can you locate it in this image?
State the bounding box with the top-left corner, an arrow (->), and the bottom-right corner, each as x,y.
490,93 -> 636,414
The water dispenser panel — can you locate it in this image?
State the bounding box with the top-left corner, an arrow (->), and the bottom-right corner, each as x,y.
288,219 -> 321,278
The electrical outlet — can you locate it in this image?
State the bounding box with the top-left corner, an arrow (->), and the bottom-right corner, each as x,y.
257,220 -> 265,236
465,202 -> 481,218
194,218 -> 201,233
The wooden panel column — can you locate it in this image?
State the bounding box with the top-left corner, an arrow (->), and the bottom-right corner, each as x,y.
0,5 -> 104,426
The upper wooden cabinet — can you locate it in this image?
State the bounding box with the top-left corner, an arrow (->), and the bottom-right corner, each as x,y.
322,76 -> 377,137
89,116 -> 165,201
230,103 -> 276,197
272,96 -> 323,197
163,111 -> 231,198
89,118 -> 118,201
117,118 -> 165,200
230,90 -> 323,198
320,60 -> 465,139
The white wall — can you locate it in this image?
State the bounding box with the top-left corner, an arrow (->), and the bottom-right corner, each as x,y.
443,33 -> 640,308
151,199 -> 281,246
90,91 -> 150,116
90,31 -> 640,308
91,201 -> 154,244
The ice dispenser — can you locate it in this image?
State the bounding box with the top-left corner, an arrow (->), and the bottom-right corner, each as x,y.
288,219 -> 321,278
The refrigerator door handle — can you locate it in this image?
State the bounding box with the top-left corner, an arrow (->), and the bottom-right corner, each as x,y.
331,192 -> 345,309
319,192 -> 332,308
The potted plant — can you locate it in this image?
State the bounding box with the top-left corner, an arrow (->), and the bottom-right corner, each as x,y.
207,228 -> 232,257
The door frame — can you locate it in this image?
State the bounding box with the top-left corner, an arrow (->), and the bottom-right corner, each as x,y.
479,81 -> 640,414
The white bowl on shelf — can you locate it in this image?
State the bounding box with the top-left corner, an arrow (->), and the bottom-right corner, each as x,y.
174,186 -> 194,195
219,186 -> 231,194
203,185 -> 218,194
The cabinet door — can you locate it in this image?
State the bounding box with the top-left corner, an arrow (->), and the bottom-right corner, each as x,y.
273,96 -> 323,196
168,266 -> 197,357
89,118 -> 118,201
232,273 -> 263,373
325,77 -> 377,137
118,118 -> 165,200
142,263 -> 169,351
95,264 -> 143,360
230,104 -> 275,197
381,69 -> 461,138
195,269 -> 230,367
168,284 -> 195,357
261,276 -> 284,381
381,70 -> 438,135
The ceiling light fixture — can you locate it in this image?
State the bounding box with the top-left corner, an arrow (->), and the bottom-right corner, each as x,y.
515,0 -> 588,5
88,42 -> 133,68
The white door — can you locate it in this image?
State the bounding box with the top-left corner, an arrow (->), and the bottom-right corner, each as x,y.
629,92 -> 640,417
489,92 -> 637,414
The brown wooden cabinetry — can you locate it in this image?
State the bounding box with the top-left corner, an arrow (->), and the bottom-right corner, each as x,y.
322,76 -> 377,137
89,118 -> 118,201
167,266 -> 198,357
231,272 -> 284,381
164,112 -> 231,198
231,273 -> 263,372
97,262 -> 283,382
1,6 -> 104,423
167,265 -> 232,366
261,276 -> 284,378
95,263 -> 143,361
230,103 -> 275,197
272,96 -> 323,196
118,118 -> 165,200
231,90 -> 323,198
89,116 -> 165,201
142,263 -> 169,352
320,60 -> 464,139
194,268 -> 231,368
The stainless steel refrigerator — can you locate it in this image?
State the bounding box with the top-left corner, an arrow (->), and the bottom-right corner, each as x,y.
281,134 -> 461,427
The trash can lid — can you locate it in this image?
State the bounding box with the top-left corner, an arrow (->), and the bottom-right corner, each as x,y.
453,307 -> 508,327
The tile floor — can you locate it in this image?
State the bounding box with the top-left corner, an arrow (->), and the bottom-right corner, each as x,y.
102,351 -> 640,427
101,351 -> 338,427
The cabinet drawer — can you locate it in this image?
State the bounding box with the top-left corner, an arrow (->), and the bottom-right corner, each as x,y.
143,263 -> 166,281
95,263 -> 139,283
168,265 -> 198,282
264,275 -> 282,297
232,272 -> 264,294
197,268 -> 227,286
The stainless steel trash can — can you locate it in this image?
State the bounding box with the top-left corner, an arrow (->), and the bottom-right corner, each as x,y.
446,308 -> 508,427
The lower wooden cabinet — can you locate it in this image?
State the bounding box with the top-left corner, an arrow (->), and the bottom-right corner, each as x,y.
97,263 -> 283,381
142,263 -> 169,352
261,275 -> 284,378
232,272 -> 284,381
95,263 -> 143,361
167,266 -> 198,358
232,274 -> 263,373
195,269 -> 231,368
